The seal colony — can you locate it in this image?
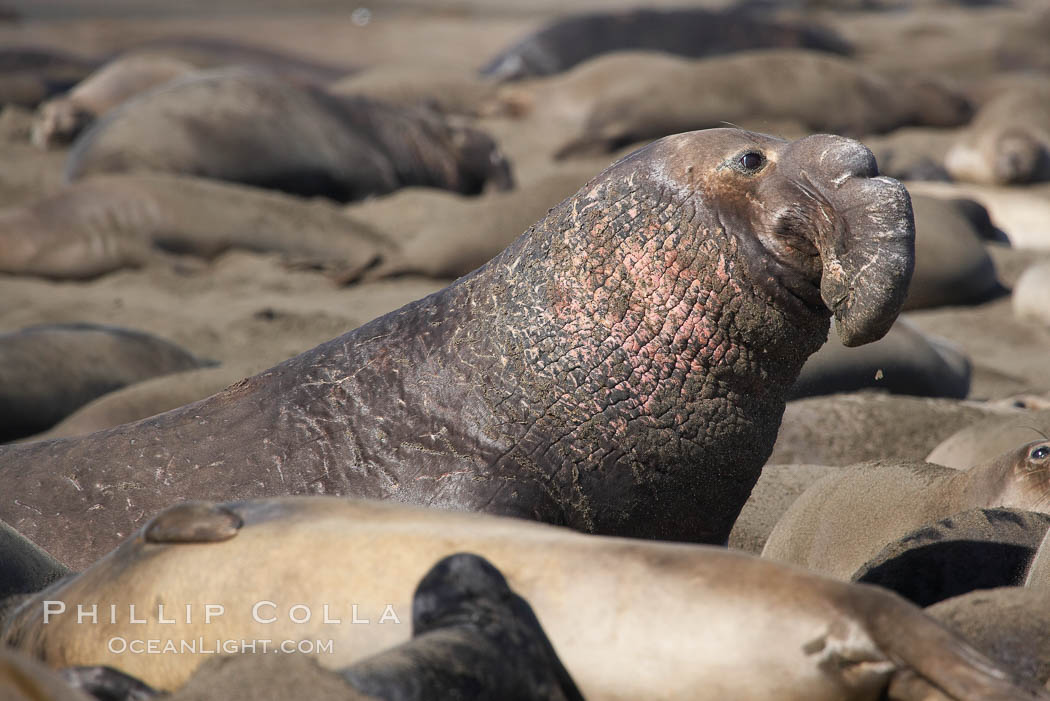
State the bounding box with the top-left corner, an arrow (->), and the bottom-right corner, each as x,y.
0,128 -> 915,568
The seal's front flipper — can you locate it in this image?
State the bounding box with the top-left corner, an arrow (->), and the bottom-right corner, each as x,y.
865,587 -> 1050,701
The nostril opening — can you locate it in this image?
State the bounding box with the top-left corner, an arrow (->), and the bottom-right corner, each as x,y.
838,145 -> 879,180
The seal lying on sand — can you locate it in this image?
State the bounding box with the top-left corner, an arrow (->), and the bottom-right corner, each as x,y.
31,54 -> 196,149
927,587 -> 1050,686
479,7 -> 851,81
905,194 -> 1005,310
348,170 -> 593,281
0,323 -> 213,442
770,393 -> 1017,466
945,86 -> 1050,185
65,69 -> 514,202
0,174 -> 392,281
56,553 -> 582,701
2,497 -> 1045,701
24,364 -> 256,442
789,317 -> 971,400
0,129 -> 915,567
762,440 -> 1050,579
487,50 -> 972,158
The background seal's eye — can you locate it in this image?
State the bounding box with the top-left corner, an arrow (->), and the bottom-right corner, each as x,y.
1030,444 -> 1050,461
737,151 -> 765,173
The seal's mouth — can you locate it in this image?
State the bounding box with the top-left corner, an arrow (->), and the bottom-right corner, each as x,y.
755,207 -> 827,315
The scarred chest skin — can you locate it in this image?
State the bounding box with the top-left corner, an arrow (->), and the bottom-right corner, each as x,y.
0,129 -> 913,570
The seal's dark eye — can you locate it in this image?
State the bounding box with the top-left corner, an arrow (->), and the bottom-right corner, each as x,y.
738,151 -> 765,172
1030,445 -> 1050,461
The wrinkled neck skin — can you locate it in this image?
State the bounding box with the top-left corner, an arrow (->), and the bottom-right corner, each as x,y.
286,168 -> 829,542
0,165 -> 830,561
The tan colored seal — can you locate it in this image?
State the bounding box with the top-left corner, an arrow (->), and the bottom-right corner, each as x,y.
0,174 -> 392,281
769,392 -> 1015,466
2,496 -> 1046,701
31,54 -> 196,149
945,86 -> 1050,186
762,440 -> 1050,579
486,49 -> 970,158
926,409 -> 1050,469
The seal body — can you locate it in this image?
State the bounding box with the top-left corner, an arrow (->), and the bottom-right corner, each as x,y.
479,7 -> 851,81
0,174 -> 393,281
2,496 -> 1044,701
0,323 -> 213,441
770,393 -> 1013,466
789,317 -> 971,400
31,55 -> 196,149
904,194 -> 1004,310
945,86 -> 1050,185
927,587 -> 1050,686
348,170 -> 594,281
488,50 -> 971,158
0,129 -> 915,568
762,440 -> 1050,579
65,69 -> 513,202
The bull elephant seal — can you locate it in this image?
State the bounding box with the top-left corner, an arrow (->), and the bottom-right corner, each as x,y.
3,497 -> 1046,701
0,129 -> 915,568
65,69 -> 514,202
762,440 -> 1050,579
853,508 -> 1050,606
945,86 -> 1050,185
0,323 -> 213,441
479,7 -> 851,81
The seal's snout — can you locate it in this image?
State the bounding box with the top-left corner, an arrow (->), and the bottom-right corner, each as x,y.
781,133 -> 914,348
